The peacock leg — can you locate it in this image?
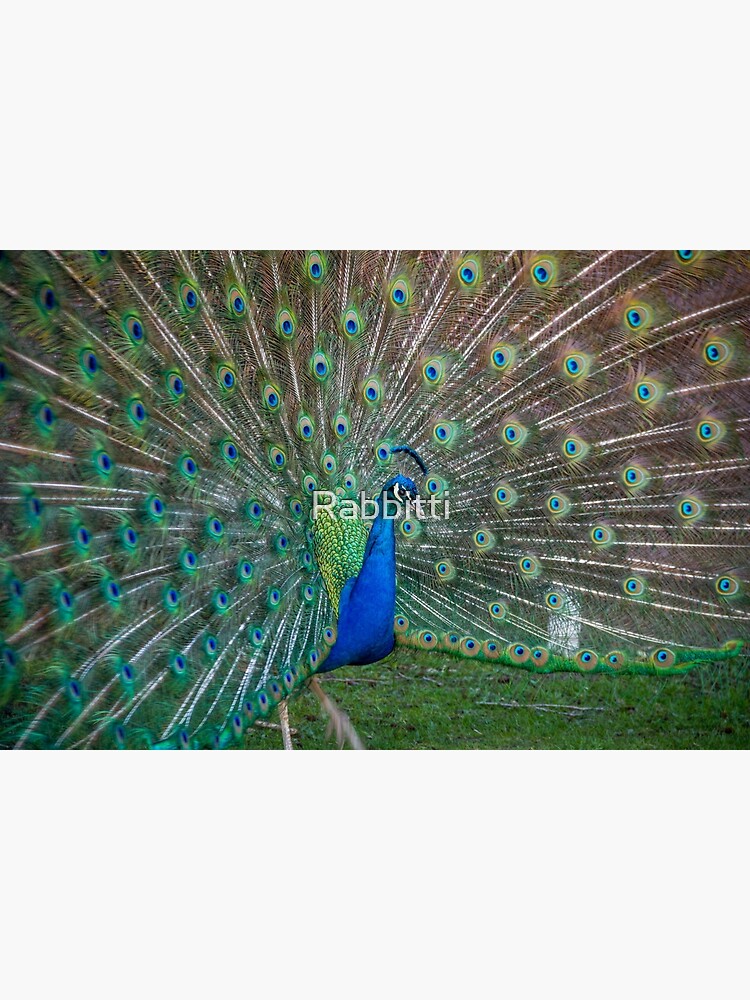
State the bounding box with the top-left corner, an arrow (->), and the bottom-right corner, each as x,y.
278,700 -> 294,750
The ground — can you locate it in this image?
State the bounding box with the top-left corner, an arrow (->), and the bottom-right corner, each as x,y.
247,649 -> 750,750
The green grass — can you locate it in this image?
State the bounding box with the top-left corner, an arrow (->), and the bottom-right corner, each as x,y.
248,650 -> 750,749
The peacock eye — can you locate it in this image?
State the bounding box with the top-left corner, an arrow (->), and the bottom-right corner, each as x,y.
81,350 -> 98,375
534,264 -> 548,283
343,307 -> 361,337
696,418 -> 724,444
180,282 -> 199,311
96,450 -> 114,474
676,250 -> 694,261
390,277 -> 410,306
166,371 -> 185,397
229,287 -> 246,314
459,259 -> 478,286
308,252 -> 325,281
38,284 -> 57,312
39,404 -> 56,427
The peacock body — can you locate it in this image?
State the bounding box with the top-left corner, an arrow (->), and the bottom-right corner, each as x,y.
0,250 -> 748,749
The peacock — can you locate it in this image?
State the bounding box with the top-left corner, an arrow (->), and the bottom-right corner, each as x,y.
0,250 -> 748,749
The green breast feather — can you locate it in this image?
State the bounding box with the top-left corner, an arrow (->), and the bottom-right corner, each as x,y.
312,495 -> 369,610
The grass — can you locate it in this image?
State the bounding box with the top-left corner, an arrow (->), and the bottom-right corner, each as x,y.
247,649 -> 750,750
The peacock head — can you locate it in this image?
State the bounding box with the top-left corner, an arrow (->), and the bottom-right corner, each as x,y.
381,473 -> 419,502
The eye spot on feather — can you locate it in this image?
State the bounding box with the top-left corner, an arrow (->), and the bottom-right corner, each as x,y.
696,418 -> 724,445
213,589 -> 231,613
675,250 -> 697,262
390,277 -> 411,307
562,434 -> 588,461
715,575 -> 740,597
490,343 -> 515,372
545,591 -> 564,611
677,496 -> 704,521
624,303 -> 652,332
623,576 -> 646,597
307,252 -> 325,282
169,653 -> 187,677
262,383 -> 282,411
473,529 -> 494,550
433,421 -> 455,444
311,352 -> 331,381
394,615 -> 409,633
435,560 -> 456,581
652,648 -> 676,668
179,281 -> 199,312
419,631 -> 438,649
37,283 -> 58,313
488,601 -> 506,621
531,259 -> 555,287
590,525 -> 614,546
457,256 -> 480,287
277,309 -> 296,339
166,371 -> 185,399
247,500 -> 263,521
268,588 -> 281,608
363,377 -> 382,404
375,440 -> 392,463
622,464 -> 649,492
228,286 -> 246,315
501,420 -> 527,447
268,445 -> 287,469
422,358 -> 444,385
519,556 -> 540,577
634,379 -> 662,404
95,450 -> 114,475
238,560 -> 254,582
562,353 -> 590,379
493,483 -> 517,508
36,402 -> 56,430
575,649 -> 598,670
333,414 -> 349,439
204,635 -> 218,656
531,647 -> 550,666
342,307 -> 361,338
123,314 -> 145,344
703,339 -> 731,366
508,643 -> 530,664
207,517 -> 224,539
546,493 -> 571,517
127,397 -> 147,426
81,350 -> 99,377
